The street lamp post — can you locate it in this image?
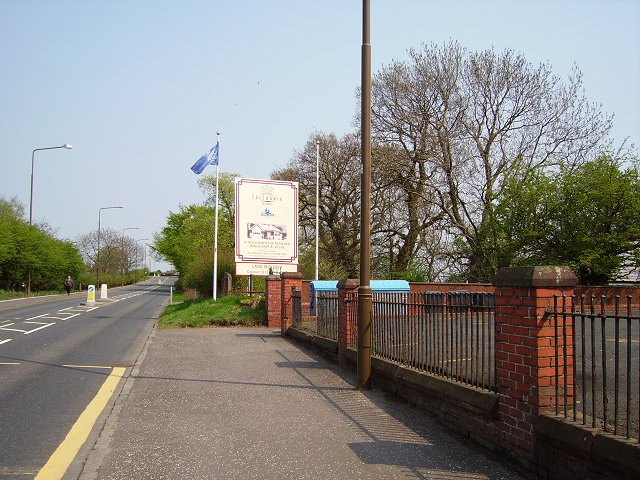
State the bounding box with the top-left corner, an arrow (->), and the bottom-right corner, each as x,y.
27,143 -> 72,296
30,144 -> 73,225
358,0 -> 372,389
144,243 -> 150,273
134,238 -> 148,284
97,206 -> 123,287
121,227 -> 139,286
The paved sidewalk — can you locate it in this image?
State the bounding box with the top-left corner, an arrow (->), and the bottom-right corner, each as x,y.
78,327 -> 524,480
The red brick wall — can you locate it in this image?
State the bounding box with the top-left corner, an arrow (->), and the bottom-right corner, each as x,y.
281,270 -> 633,478
265,275 -> 281,329
574,286 -> 639,311
492,266 -> 578,471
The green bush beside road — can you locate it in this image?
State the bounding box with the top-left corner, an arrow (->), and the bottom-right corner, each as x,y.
159,295 -> 265,328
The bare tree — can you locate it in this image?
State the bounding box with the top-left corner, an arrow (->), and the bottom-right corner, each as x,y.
273,133 -> 364,278
76,228 -> 140,275
371,41 -> 612,280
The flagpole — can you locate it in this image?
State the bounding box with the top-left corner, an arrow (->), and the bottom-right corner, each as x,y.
315,139 -> 320,281
213,132 -> 220,301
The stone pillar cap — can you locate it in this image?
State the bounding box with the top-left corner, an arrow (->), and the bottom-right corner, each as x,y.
337,279 -> 360,289
493,266 -> 578,288
281,271 -> 303,279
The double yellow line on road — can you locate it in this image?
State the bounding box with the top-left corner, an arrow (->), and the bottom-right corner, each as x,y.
35,366 -> 126,480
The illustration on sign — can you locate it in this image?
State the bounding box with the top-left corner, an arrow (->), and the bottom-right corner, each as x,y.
246,223 -> 287,240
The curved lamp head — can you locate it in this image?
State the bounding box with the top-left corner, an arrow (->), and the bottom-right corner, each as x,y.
63,144 -> 73,149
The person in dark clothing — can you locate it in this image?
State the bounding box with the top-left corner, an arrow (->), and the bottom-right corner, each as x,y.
64,275 -> 73,295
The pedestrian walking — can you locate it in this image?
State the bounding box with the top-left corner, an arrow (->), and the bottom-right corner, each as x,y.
64,275 -> 73,295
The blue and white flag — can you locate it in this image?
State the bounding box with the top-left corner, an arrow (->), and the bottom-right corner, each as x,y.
191,141 -> 219,174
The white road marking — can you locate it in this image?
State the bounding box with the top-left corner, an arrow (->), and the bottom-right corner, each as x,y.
0,321 -> 56,334
23,321 -> 56,334
0,285 -> 162,347
63,364 -> 112,369
0,323 -> 20,331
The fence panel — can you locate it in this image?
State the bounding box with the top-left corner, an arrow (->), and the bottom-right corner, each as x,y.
292,287 -> 496,391
370,291 -> 496,391
346,291 -> 358,350
291,289 -> 302,328
553,294 -> 639,442
316,290 -> 338,340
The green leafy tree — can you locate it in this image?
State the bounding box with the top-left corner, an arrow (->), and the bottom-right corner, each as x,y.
153,174 -> 239,294
0,196 -> 83,291
496,155 -> 640,284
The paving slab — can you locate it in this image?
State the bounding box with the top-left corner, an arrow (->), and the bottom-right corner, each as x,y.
79,327 -> 524,480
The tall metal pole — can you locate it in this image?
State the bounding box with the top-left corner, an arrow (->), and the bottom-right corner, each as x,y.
358,0 -> 372,389
97,206 -> 123,287
97,211 -> 101,287
29,144 -> 72,226
121,227 -> 139,286
134,238 -> 148,284
213,131 -> 221,301
315,139 -> 320,281
28,144 -> 72,296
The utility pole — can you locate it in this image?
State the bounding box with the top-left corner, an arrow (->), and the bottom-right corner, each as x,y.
357,0 -> 372,389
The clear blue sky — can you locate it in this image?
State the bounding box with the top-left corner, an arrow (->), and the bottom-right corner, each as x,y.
1,0 -> 638,270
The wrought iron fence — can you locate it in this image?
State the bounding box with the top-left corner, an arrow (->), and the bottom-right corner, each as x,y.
553,294 -> 639,442
371,291 -> 496,391
315,290 -> 339,340
291,289 -> 302,327
293,288 -> 496,392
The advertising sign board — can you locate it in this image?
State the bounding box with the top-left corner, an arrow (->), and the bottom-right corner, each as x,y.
235,178 -> 298,275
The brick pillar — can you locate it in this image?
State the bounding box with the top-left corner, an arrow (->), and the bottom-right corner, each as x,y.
337,279 -> 359,367
265,273 -> 281,329
493,266 -> 577,468
281,272 -> 303,335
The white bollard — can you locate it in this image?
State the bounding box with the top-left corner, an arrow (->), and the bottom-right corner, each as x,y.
86,285 -> 96,304
100,283 -> 108,300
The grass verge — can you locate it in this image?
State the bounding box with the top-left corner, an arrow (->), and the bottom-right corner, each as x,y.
0,289 -> 67,301
159,294 -> 265,328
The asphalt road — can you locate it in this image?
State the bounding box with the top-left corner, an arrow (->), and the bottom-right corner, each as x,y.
0,277 -> 174,479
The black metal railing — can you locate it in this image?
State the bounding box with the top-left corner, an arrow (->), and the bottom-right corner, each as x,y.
553,294 -> 639,442
291,289 -> 302,327
293,288 -> 496,391
315,290 -> 339,340
346,291 -> 358,349
370,291 -> 496,391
